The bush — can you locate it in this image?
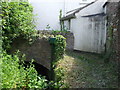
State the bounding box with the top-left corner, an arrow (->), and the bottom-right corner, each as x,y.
54,35 -> 66,61
49,35 -> 67,88
1,2 -> 36,50
1,51 -> 48,88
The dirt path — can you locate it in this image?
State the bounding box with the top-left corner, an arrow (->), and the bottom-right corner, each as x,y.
56,51 -> 118,88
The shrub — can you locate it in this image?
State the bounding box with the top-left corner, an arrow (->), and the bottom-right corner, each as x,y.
54,35 -> 66,61
49,35 -> 67,88
1,51 -> 48,88
1,2 -> 36,50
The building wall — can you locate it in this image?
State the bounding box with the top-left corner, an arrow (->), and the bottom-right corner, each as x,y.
29,0 -> 64,30
64,0 -> 94,14
71,14 -> 106,53
105,1 -> 120,82
67,0 -> 107,53
106,1 -> 120,61
29,0 -> 94,30
118,2 -> 120,62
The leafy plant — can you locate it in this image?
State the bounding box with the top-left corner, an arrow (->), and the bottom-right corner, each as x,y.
53,35 -> 66,61
1,1 -> 67,89
49,35 -> 67,88
54,67 -> 65,82
1,50 -> 48,88
1,2 -> 36,50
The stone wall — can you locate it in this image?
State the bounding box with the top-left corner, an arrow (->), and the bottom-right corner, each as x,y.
118,2 -> 120,86
106,1 -> 120,61
10,37 -> 51,70
54,32 -> 74,51
117,1 -> 120,62
38,30 -> 74,51
105,2 -> 120,85
10,31 -> 74,70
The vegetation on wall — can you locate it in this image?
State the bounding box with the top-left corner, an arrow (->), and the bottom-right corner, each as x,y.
104,26 -> 114,62
51,30 -> 70,35
54,35 -> 66,60
1,2 -> 36,50
1,1 -> 50,89
51,35 -> 66,61
1,1 -> 67,89
49,35 -> 68,88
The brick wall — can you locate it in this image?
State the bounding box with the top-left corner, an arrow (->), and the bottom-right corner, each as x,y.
53,32 -> 74,51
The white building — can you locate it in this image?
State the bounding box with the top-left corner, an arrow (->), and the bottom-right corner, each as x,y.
29,0 -> 107,53
29,0 -> 94,30
61,0 -> 107,53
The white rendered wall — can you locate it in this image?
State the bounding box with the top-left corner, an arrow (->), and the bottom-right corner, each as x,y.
29,0 -> 95,30
67,0 -> 107,53
29,0 -> 64,30
71,14 -> 106,53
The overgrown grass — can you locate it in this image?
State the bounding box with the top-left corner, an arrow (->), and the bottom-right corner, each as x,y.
55,51 -> 118,88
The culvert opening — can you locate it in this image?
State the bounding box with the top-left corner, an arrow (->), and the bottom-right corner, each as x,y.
24,61 -> 51,81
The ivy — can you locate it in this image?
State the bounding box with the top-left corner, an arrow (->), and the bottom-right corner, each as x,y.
49,35 -> 67,88
1,1 -> 67,89
1,2 -> 36,50
1,1 -> 49,89
54,35 -> 66,61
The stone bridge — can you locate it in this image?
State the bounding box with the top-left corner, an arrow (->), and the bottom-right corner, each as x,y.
10,37 -> 52,70
10,32 -> 74,70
